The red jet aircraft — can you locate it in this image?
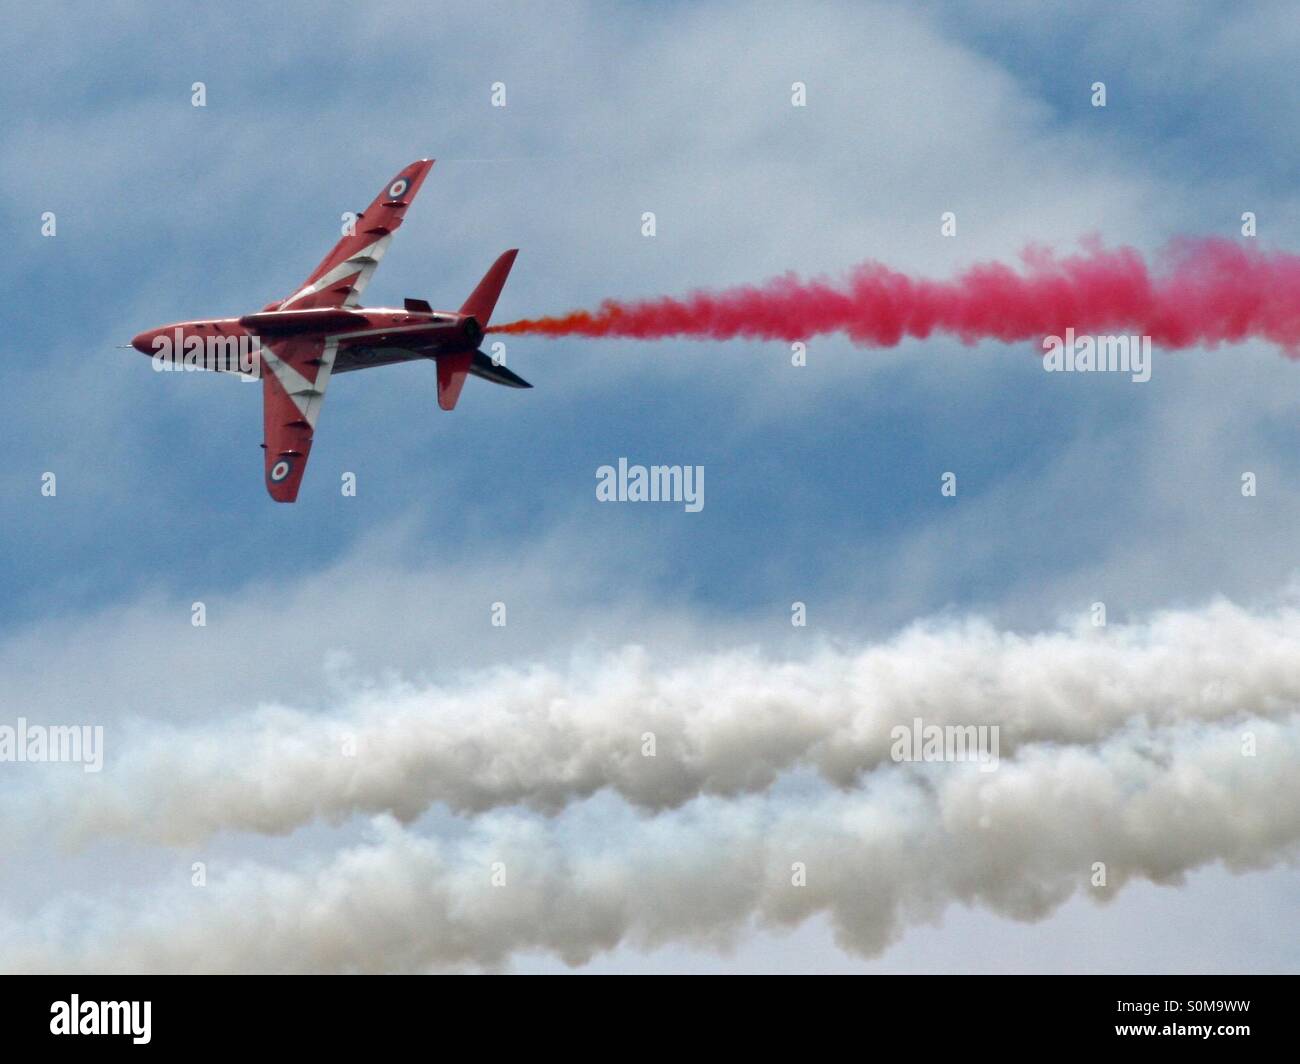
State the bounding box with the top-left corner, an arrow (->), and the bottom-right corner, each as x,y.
130,159 -> 529,501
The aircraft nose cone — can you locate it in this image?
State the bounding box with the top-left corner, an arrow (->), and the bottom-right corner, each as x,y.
130,330 -> 156,354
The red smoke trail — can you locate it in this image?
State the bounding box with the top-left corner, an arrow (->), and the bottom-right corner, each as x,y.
488,239 -> 1300,352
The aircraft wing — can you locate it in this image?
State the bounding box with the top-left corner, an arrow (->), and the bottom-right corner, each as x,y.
260,335 -> 337,502
278,159 -> 435,311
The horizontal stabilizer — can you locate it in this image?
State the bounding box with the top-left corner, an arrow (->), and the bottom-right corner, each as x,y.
436,351 -> 473,410
469,350 -> 531,389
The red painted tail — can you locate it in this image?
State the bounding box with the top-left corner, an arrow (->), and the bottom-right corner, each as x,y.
460,249 -> 518,326
438,250 -> 519,410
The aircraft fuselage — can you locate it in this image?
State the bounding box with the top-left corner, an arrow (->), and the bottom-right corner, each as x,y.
130,307 -> 483,376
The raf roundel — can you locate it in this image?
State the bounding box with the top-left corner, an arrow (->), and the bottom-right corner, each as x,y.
269,459 -> 293,483
388,177 -> 409,199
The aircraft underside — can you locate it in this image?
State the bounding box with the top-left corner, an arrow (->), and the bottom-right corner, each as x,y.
130,159 -> 529,501
332,344 -> 429,374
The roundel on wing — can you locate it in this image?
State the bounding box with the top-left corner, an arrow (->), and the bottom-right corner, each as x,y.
269,459 -> 293,483
388,177 -> 410,199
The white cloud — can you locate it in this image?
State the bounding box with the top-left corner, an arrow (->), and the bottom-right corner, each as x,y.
4,716 -> 1294,972
10,594 -> 1300,848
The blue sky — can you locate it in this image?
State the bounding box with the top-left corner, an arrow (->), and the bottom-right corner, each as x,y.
1,1 -> 1297,972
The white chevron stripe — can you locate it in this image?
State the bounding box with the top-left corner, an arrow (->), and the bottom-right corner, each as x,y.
303,338 -> 337,427
261,339 -> 337,428
279,236 -> 392,310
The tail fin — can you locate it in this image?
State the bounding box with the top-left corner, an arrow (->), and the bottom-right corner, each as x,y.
460,249 -> 518,326
438,250 -> 524,410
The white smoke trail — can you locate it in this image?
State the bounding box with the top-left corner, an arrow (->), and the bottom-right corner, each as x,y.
5,717 -> 1296,973
23,597 -> 1300,848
